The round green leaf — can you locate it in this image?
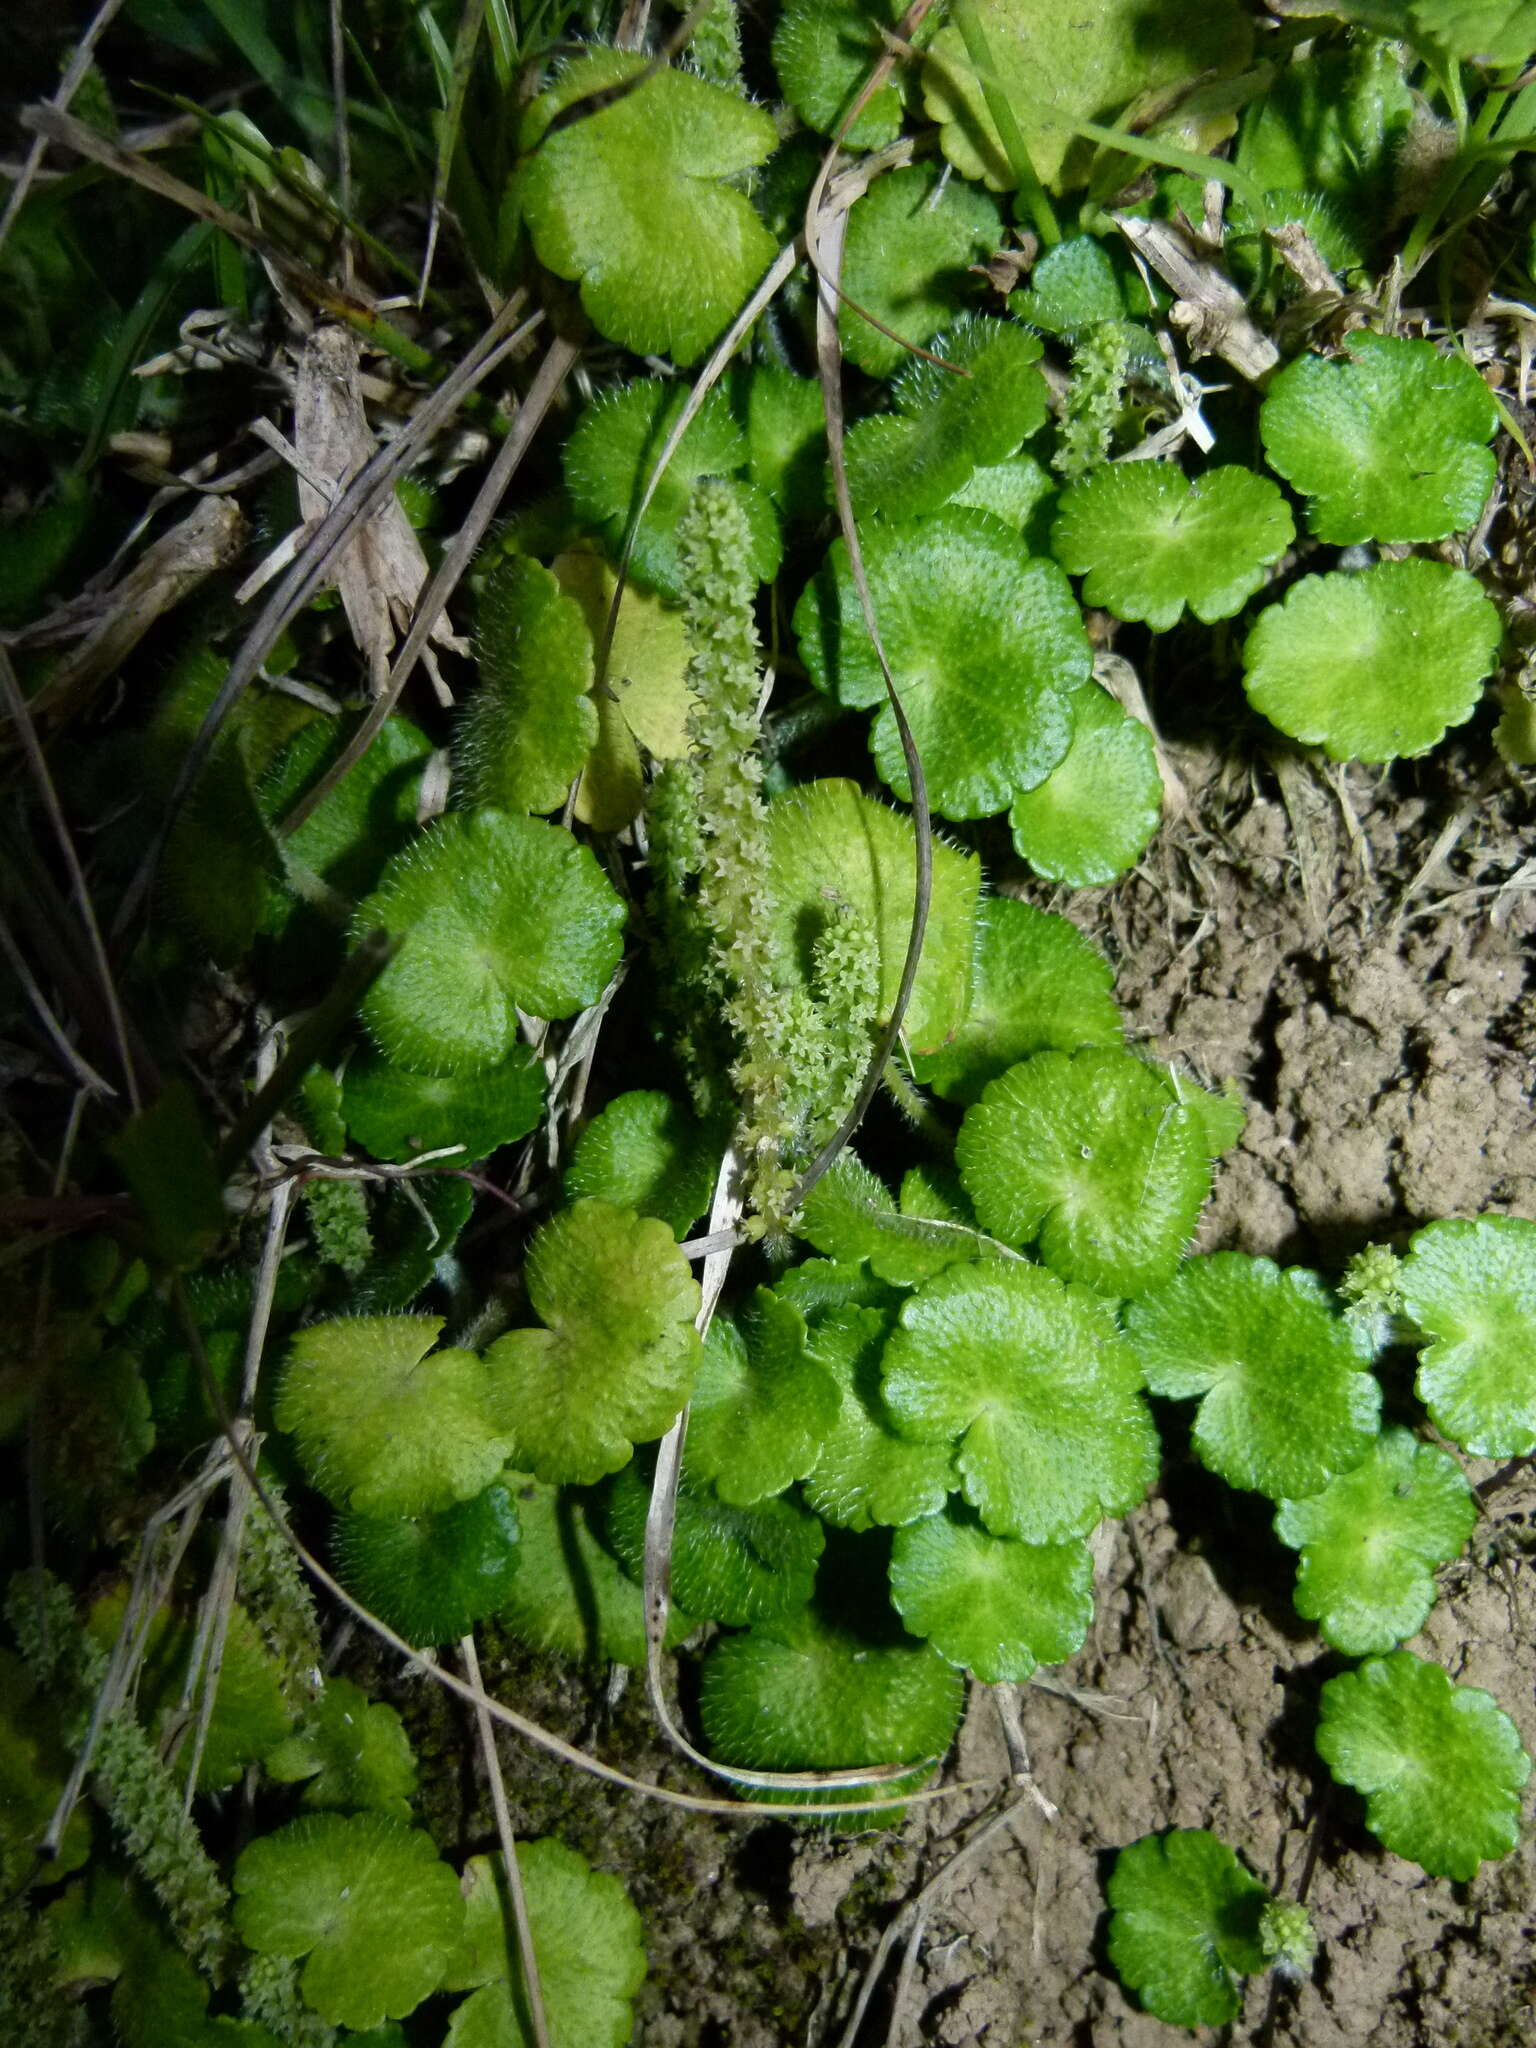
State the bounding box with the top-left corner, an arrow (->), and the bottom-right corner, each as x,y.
563,381 -> 779,603
334,1483 -> 523,1648
838,162 -> 1005,377
845,317 -> 1048,520
1008,682 -> 1162,885
772,0 -> 908,148
955,1047 -> 1211,1295
516,52 -> 778,366
265,1678 -> 418,1821
565,1090 -> 718,1237
1401,1214 -> 1536,1456
1259,333 -> 1498,543
603,1458 -> 823,1626
1106,1831 -> 1269,2029
483,1201 -> 701,1485
455,555 -> 597,814
1125,1253 -> 1381,1499
921,0 -> 1251,192
1050,463 -> 1294,629
795,1151 -> 994,1286
232,1814 -> 463,2032
687,1288 -> 838,1505
795,510 -> 1090,819
263,712 -> 433,916
354,810 -> 626,1073
890,1509 -> 1093,1682
1274,1427 -> 1474,1654
1316,1653 -> 1532,1881
1410,0 -> 1536,64
342,1045 -> 544,1164
1243,559 -> 1500,764
443,1842 -> 646,2048
276,1316 -> 516,1516
698,1604 -> 964,1771
799,1304 -> 956,1531
911,896 -> 1122,1105
763,778 -> 981,1054
882,1260 -> 1158,1541
496,1478 -> 694,1665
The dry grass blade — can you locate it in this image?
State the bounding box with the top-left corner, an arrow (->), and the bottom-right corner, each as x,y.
115,292 -> 538,931
0,0 -> 129,263
18,496 -> 246,734
421,0 -> 488,303
791,180 -> 932,1211
640,1158 -> 942,1792
835,1796 -> 1031,2048
277,326 -> 576,837
0,646 -> 142,1111
461,1632 -> 550,2048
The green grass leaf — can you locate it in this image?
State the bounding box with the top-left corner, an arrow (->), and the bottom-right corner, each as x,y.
844,316 -> 1048,519
333,1483 -> 523,1649
890,1507 -> 1093,1681
516,52 -> 778,366
456,555 -> 598,815
232,1814 -> 462,2032
882,1260 -> 1158,1541
795,510 -> 1090,819
1050,464 -> 1294,630
1125,1253 -> 1382,1499
353,810 -> 627,1073
763,778 -> 981,1054
838,163 -> 1005,377
483,1201 -> 701,1485
955,1047 -> 1211,1295
910,896 -> 1122,1105
1275,1427 -> 1475,1654
920,0 -> 1252,192
1260,333 -> 1498,543
1008,682 -> 1162,886
276,1316 -> 517,1515
563,380 -> 779,603
1243,559 -> 1502,764
1401,1214 -> 1536,1455
687,1288 -> 839,1505
1317,1653 -> 1532,1880
1106,1830 -> 1269,2028
443,1841 -> 646,2048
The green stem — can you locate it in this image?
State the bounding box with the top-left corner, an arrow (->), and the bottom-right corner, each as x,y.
949,0 -> 1060,245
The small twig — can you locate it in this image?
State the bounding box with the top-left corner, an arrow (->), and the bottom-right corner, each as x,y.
836,1797 -> 1031,2048
328,0 -> 354,293
0,646 -> 142,1111
461,1632 -> 550,2048
0,0 -> 130,263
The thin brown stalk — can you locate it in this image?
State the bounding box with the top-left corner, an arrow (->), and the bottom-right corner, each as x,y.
0,647 -> 141,1111
461,1633 -> 550,2048
0,0 -> 129,263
